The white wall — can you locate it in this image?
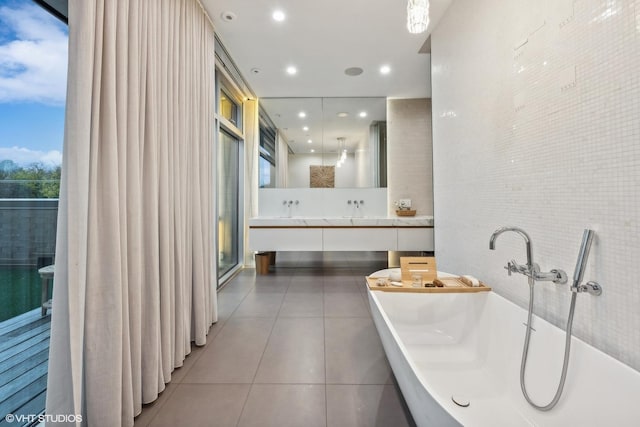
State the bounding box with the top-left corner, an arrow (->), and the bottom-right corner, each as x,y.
432,0 -> 640,371
387,99 -> 433,215
287,153 -> 357,188
355,148 -> 372,187
258,188 -> 388,218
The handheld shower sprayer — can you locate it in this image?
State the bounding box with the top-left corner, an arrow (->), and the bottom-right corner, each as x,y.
571,229 -> 602,295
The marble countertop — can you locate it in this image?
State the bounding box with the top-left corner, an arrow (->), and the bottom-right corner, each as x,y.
249,216 -> 434,227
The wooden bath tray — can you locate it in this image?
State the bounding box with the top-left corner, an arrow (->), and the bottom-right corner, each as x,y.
366,275 -> 492,293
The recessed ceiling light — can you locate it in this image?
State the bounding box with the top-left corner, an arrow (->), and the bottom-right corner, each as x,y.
298,111 -> 306,118
272,10 -> 286,22
380,65 -> 391,75
221,11 -> 236,22
359,111 -> 367,118
310,149 -> 315,153
286,66 -> 297,75
337,112 -> 348,118
302,126 -> 309,131
345,67 -> 364,76
307,139 -> 312,144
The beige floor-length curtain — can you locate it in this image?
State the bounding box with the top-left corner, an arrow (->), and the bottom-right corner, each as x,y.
46,1 -> 217,426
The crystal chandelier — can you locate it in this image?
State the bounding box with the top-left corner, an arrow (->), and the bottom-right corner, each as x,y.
407,0 -> 430,34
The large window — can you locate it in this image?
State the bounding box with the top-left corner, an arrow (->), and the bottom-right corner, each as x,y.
217,130 -> 240,277
216,79 -> 243,283
0,0 -> 66,319
0,0 -> 67,421
258,112 -> 276,188
219,89 -> 240,128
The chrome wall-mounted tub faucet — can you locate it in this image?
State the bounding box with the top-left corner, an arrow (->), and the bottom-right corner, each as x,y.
489,226 -> 567,285
489,226 -> 602,411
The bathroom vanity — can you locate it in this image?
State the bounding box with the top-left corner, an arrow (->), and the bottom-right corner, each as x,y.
251,188 -> 434,252
248,216 -> 434,252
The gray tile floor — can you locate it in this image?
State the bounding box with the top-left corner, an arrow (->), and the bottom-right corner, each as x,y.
135,261 -> 416,427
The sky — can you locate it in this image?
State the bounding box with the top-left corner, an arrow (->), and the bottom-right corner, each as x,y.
0,0 -> 67,168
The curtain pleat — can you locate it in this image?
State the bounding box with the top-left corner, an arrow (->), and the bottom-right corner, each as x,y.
46,1 -> 217,425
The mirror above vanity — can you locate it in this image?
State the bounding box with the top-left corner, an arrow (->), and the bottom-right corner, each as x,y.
260,97 -> 387,189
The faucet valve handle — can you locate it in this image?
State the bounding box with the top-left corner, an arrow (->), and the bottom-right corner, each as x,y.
505,260 -> 516,276
505,259 -> 528,276
347,200 -> 352,205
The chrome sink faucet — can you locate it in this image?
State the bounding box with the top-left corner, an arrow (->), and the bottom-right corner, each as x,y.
489,226 -> 567,284
282,200 -> 299,218
347,200 -> 365,217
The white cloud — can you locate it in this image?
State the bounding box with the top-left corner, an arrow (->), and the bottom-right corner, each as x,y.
0,145 -> 62,167
0,3 -> 68,105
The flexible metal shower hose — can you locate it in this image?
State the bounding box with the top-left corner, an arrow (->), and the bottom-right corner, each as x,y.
519,279 -> 577,411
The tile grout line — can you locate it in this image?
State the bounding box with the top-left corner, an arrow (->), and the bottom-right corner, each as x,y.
137,382 -> 178,427
141,272 -> 261,425
323,266 -> 329,427
149,263 -> 390,426
234,268 -> 292,427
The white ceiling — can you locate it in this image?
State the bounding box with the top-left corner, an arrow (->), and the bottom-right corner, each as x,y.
202,0 -> 453,99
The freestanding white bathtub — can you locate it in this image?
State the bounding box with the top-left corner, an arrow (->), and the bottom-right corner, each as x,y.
367,272 -> 640,426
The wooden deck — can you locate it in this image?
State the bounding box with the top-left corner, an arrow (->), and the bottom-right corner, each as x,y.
0,308 -> 50,426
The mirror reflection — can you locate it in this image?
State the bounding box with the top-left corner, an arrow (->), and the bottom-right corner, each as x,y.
259,97 -> 386,189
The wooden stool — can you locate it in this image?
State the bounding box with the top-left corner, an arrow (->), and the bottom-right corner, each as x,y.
38,264 -> 55,316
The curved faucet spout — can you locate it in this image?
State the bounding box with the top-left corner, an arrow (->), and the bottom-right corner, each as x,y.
489,226 -> 533,268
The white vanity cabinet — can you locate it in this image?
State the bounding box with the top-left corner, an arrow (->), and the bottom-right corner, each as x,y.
249,228 -> 323,251
248,217 -> 434,252
398,227 -> 434,251
323,228 -> 398,251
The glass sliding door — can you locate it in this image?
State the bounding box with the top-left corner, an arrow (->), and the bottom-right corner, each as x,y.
217,130 -> 240,279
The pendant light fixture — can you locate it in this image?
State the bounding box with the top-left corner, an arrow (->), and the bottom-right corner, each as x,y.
407,0 -> 430,34
336,137 -> 346,168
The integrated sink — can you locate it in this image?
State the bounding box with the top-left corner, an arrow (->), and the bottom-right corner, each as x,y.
249,216 -> 434,227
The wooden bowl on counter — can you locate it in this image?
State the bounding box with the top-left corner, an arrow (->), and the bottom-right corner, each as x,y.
395,209 -> 416,217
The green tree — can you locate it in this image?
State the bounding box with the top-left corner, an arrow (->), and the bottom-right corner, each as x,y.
0,163 -> 61,198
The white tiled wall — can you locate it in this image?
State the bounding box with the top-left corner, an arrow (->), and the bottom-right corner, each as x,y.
432,0 -> 640,371
387,98 -> 434,215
